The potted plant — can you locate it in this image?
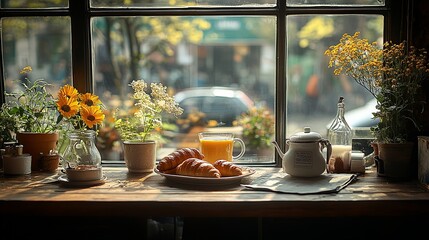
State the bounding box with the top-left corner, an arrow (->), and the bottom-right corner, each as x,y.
114,79 -> 183,173
0,104 -> 18,146
55,84 -> 106,181
234,105 -> 275,156
325,32 -> 429,178
0,66 -> 61,171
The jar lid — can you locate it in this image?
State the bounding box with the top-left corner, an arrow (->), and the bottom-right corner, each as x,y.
289,127 -> 322,142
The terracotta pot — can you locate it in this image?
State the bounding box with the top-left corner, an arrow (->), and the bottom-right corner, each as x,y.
376,142 -> 414,179
123,141 -> 156,173
371,142 -> 379,157
16,132 -> 59,172
40,153 -> 60,172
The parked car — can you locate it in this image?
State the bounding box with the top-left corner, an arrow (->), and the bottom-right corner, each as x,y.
174,87 -> 254,127
344,98 -> 379,128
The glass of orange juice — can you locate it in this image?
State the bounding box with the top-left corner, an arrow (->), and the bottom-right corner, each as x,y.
198,132 -> 246,164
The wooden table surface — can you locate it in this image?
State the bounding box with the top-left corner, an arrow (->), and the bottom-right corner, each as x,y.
1,166 -> 429,218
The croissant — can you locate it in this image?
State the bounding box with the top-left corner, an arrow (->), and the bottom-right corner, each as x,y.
176,158 -> 221,178
213,159 -> 243,176
157,148 -> 205,173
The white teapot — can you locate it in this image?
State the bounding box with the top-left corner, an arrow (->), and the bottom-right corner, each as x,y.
272,127 -> 332,177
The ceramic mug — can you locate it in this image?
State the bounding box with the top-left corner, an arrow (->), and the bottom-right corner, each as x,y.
198,132 -> 245,164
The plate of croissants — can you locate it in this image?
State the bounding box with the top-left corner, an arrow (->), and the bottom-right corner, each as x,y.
154,147 -> 255,186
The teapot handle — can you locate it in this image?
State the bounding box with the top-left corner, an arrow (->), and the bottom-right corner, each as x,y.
320,139 -> 332,164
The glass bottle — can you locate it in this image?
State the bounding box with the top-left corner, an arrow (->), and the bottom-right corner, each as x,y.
62,130 -> 102,181
327,96 -> 352,171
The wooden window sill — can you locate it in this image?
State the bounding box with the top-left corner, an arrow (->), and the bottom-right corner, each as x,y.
1,166 -> 428,218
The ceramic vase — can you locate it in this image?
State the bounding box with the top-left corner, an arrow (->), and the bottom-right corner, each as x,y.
123,140 -> 156,173
16,132 -> 59,172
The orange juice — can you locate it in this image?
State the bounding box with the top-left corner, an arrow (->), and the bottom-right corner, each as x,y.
200,137 -> 234,164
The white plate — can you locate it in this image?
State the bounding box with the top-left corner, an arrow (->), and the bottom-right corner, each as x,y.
154,167 -> 255,187
58,175 -> 106,187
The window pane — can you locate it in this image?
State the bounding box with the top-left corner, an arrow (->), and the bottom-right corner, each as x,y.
286,0 -> 385,7
2,17 -> 72,97
1,0 -> 68,8
90,0 -> 276,8
286,14 -> 383,138
92,16 -> 276,163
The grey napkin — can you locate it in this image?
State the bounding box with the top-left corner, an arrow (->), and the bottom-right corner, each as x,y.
242,172 -> 357,194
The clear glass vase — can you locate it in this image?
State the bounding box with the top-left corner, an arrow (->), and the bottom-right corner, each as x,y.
62,130 -> 102,181
327,96 -> 352,171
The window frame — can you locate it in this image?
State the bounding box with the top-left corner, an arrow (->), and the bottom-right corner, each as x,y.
0,0 -> 408,167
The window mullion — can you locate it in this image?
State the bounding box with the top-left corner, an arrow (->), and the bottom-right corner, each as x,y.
70,0 -> 92,93
275,0 -> 287,167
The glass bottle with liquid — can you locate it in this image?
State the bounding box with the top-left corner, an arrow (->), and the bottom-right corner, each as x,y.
327,96 -> 352,171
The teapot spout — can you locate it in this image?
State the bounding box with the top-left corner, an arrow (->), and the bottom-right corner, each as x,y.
271,141 -> 285,159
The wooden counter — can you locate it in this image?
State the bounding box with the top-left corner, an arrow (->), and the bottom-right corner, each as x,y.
2,166 -> 429,239
1,166 -> 429,218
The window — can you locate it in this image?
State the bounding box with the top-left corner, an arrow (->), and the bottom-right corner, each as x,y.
1,0 -> 393,167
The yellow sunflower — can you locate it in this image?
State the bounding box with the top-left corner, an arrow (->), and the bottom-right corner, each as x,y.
56,93 -> 79,118
80,93 -> 102,107
80,105 -> 105,128
59,84 -> 79,99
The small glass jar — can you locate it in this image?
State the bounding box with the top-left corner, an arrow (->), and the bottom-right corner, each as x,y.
62,130 -> 102,181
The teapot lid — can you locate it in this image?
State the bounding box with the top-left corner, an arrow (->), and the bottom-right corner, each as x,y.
289,127 -> 322,142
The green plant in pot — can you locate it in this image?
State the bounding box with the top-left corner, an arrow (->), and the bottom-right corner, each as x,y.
114,79 -> 183,173
0,66 -> 61,171
234,105 -> 275,155
325,32 -> 429,178
0,104 -> 18,146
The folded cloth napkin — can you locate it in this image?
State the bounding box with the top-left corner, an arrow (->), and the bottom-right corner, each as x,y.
242,172 -> 358,194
